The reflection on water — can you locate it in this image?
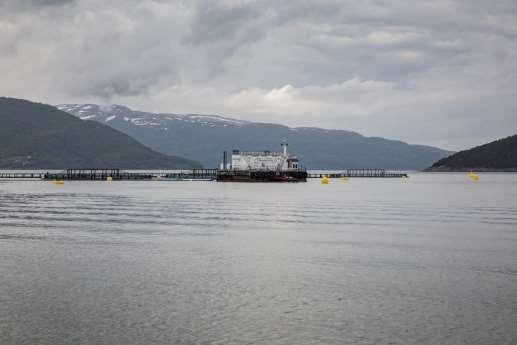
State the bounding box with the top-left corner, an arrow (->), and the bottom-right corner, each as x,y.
1,173 -> 516,345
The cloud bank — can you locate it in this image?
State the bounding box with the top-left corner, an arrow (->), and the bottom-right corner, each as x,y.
1,0 -> 516,149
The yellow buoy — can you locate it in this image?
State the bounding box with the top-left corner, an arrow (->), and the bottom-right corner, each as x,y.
468,171 -> 479,181
320,175 -> 329,184
53,179 -> 65,185
106,176 -> 113,182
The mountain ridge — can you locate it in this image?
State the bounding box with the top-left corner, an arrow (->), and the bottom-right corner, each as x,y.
58,103 -> 452,170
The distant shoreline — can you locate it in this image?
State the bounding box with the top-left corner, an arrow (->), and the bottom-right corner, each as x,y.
425,167 -> 517,172
2,167 -> 517,173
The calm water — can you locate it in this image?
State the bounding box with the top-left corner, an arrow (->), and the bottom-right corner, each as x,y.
1,173 -> 516,345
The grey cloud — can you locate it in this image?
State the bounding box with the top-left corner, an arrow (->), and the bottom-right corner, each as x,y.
29,0 -> 73,6
1,0 -> 74,12
0,0 -> 516,150
186,2 -> 261,45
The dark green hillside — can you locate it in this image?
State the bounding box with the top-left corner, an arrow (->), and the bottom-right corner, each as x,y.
427,135 -> 517,171
0,98 -> 201,169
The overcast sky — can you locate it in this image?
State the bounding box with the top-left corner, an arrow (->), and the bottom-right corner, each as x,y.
1,0 -> 516,150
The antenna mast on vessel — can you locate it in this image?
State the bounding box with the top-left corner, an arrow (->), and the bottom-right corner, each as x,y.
281,141 -> 288,157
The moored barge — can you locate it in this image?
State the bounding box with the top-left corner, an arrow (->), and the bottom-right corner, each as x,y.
216,143 -> 307,182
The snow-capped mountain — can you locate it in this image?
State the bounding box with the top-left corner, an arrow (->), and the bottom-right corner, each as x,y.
57,104 -> 249,129
57,104 -> 452,169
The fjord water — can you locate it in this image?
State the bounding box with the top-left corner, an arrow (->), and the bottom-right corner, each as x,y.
1,173 -> 516,345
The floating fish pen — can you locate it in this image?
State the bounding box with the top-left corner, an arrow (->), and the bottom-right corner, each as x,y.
53,169 -> 122,180
0,172 -> 45,179
308,169 -> 408,178
44,169 -> 124,180
41,169 -> 219,181
163,169 -> 218,180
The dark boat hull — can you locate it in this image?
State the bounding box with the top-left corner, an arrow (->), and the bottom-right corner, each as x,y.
216,170 -> 307,182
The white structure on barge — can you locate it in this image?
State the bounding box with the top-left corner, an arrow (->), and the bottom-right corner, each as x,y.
230,143 -> 300,171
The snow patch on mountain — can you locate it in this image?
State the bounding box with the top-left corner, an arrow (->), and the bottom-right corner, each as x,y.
57,104 -> 251,129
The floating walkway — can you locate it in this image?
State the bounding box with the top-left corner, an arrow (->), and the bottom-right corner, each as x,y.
44,169 -> 219,180
0,168 -> 407,180
308,169 -> 408,178
0,172 -> 45,179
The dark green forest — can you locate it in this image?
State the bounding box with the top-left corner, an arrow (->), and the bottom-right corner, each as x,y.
428,135 -> 517,171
